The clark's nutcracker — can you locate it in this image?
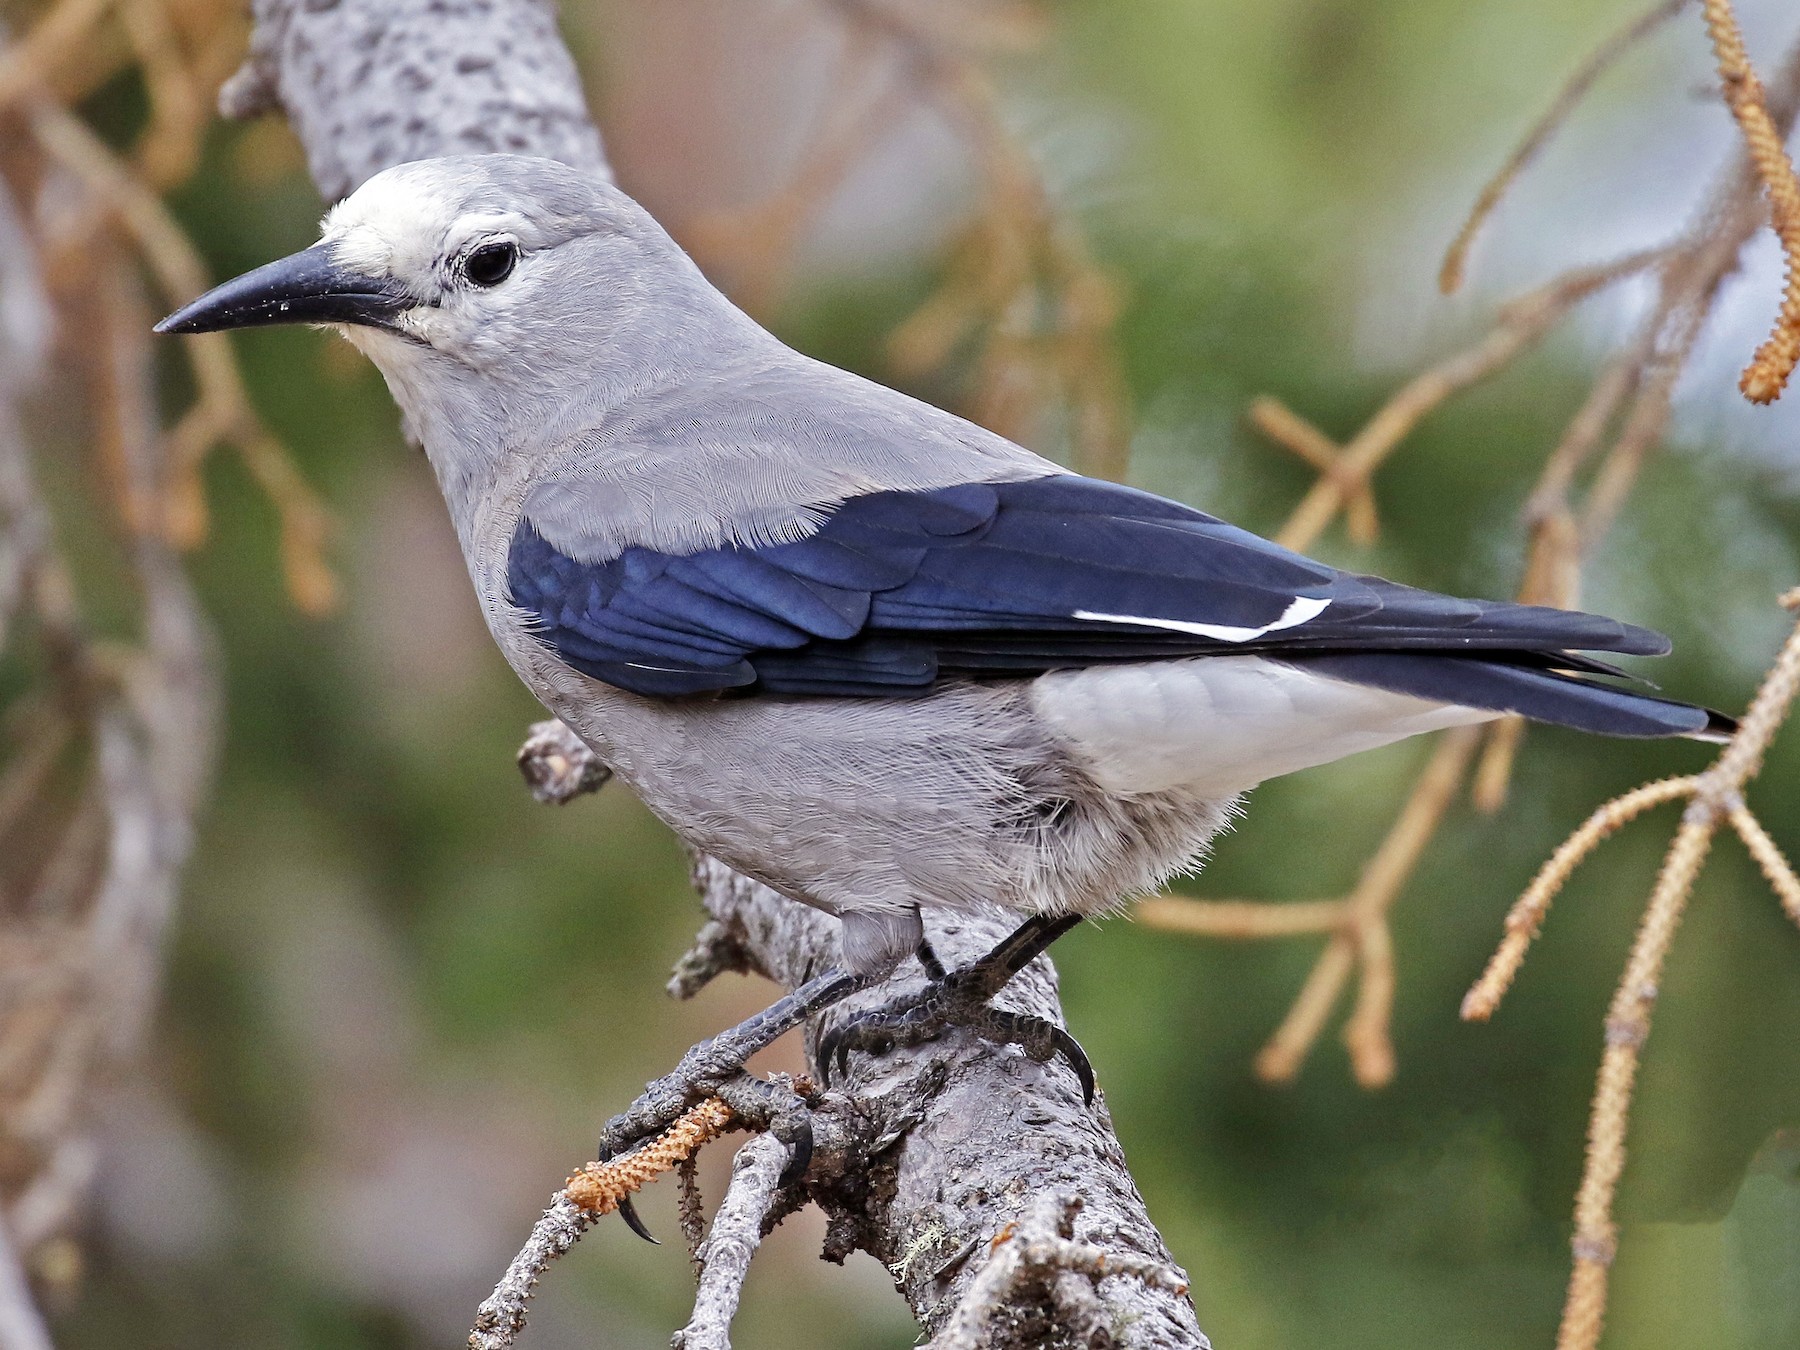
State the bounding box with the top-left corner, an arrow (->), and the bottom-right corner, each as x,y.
159,154 -> 1723,1188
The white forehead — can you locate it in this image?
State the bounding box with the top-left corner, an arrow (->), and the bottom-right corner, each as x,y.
320,168 -> 517,277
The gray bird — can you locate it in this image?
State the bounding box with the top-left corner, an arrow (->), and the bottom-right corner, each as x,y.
158,154 -> 1723,1195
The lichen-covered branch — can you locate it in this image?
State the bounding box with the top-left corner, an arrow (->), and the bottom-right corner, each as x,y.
220,0 -> 608,199
926,1192 -> 1189,1350
671,1131 -> 789,1350
466,1193 -> 595,1350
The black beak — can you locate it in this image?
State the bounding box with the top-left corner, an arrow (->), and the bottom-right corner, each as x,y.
154,243 -> 411,335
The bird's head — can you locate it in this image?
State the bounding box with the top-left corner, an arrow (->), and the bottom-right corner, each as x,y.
156,155 -> 757,543
156,155 -> 729,405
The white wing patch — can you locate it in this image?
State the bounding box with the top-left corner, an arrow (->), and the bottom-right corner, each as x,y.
1072,595 -> 1330,644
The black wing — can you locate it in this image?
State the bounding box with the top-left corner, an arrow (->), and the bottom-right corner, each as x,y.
506,474 -> 1716,737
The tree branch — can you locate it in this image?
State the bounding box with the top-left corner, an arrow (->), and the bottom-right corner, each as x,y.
671,1130 -> 788,1350
221,0 -> 609,198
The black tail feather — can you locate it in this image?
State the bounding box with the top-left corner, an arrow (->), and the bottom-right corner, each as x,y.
1285,652 -> 1729,742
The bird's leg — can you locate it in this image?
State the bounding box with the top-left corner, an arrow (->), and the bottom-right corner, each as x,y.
818,913 -> 1094,1104
597,968 -> 866,1241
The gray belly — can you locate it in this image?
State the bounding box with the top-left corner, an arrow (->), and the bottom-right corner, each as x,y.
521,646 -> 1235,933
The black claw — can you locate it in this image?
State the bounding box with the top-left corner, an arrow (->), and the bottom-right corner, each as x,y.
617,1194 -> 660,1244
1051,1026 -> 1096,1105
776,1123 -> 814,1190
814,915 -> 1099,1103
916,936 -> 947,982
598,1140 -> 661,1243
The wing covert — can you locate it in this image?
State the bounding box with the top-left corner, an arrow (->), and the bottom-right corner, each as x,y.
506,474 -> 1674,699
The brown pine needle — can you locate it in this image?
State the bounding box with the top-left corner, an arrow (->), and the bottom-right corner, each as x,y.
564,1098 -> 736,1216
1704,0 -> 1800,402
1135,897 -> 1347,939
28,99 -> 340,614
1440,0 -> 1690,295
1273,248 -> 1664,553
1459,590 -> 1800,1350
1255,726 -> 1483,1086
1727,803 -> 1800,928
1461,775 -> 1700,1022
1471,716 -> 1528,815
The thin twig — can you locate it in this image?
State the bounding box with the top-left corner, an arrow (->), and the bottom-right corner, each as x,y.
1454,591 -> 1800,1350
839,0 -> 1132,481
1255,727 -> 1484,1086
1703,0 -> 1800,401
1556,799 -> 1715,1350
1470,716 -> 1527,814
1439,0 -> 1690,294
1148,31 -> 1800,1101
0,0 -> 116,110
1133,897 -> 1345,939
671,1131 -> 790,1350
1274,249 -> 1666,553
1245,397 -> 1379,544
1461,776 -> 1700,1021
0,158 -> 219,1301
119,0 -> 209,189
27,100 -> 339,612
466,1194 -> 598,1350
1727,803 -> 1800,927
685,33 -> 908,313
469,1098 -> 738,1350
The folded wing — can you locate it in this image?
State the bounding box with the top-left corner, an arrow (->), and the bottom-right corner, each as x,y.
506,474 -> 1718,739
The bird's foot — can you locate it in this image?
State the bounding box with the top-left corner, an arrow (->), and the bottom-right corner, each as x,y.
818,914 -> 1095,1105
596,968 -> 863,1241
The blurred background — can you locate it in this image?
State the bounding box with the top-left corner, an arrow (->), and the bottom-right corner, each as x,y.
3,0 -> 1799,1347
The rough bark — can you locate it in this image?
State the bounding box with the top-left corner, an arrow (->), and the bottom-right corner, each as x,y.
671,1130 -> 787,1350
221,0 -> 608,199
692,854 -> 1208,1347
229,7 -> 1208,1346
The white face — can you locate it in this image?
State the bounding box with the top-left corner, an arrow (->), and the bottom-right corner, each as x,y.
318,168 -> 546,365
276,156 -> 721,466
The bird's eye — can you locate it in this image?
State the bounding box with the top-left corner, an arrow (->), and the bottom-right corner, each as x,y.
463,241 -> 518,287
